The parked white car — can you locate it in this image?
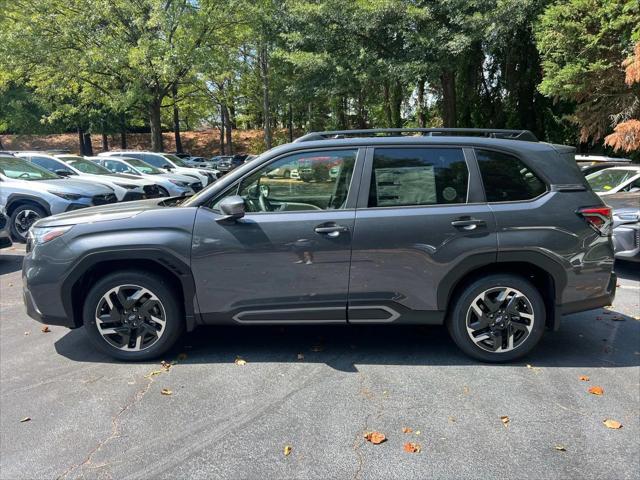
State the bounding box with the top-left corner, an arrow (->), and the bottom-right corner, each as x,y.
586,166 -> 640,196
89,156 -> 200,196
14,152 -> 158,201
99,151 -> 218,186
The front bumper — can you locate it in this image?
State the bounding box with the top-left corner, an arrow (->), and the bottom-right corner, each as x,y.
613,223 -> 640,261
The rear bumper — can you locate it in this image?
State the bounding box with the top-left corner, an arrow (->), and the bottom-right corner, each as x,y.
613,224 -> 640,261
560,272 -> 617,316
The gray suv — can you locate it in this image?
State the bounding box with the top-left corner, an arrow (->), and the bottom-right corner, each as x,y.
22,129 -> 616,362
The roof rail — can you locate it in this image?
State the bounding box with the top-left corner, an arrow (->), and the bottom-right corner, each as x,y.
294,128 -> 538,143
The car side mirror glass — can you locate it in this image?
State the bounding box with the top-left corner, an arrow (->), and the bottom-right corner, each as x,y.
216,195 -> 245,223
55,169 -> 71,177
163,164 -> 173,170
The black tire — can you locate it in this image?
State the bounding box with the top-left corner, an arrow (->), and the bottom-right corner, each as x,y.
446,274 -> 545,363
83,271 -> 184,361
10,203 -> 46,242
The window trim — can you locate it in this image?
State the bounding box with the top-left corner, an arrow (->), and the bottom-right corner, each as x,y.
203,146 -> 366,214
356,145 -> 474,210
471,147 -> 549,205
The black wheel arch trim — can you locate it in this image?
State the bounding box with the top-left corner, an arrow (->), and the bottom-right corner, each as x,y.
6,193 -> 51,216
61,247 -> 200,331
438,250 -> 568,328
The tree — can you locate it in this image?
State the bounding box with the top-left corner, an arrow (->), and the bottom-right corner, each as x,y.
536,0 -> 640,143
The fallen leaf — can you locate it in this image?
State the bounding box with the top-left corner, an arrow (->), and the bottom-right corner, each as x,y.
611,316 -> 625,322
402,427 -> 413,434
160,360 -> 173,371
448,416 -> 456,423
463,386 -> 470,395
283,445 -> 292,456
500,416 -> 510,427
588,386 -> 604,396
554,444 -> 567,452
296,353 -> 304,360
311,345 -> 324,352
363,431 -> 386,444
177,353 -> 188,361
41,326 -> 51,333
603,419 -> 622,429
8,283 -> 13,287
19,417 -> 31,423
234,357 -> 247,366
415,430 -> 421,435
24,332 -> 30,336
579,375 -> 590,381
161,388 -> 173,396
403,442 -> 421,453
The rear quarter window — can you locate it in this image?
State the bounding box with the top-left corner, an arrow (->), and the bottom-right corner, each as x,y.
475,149 -> 546,202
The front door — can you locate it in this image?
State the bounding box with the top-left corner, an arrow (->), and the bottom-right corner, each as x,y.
348,146 -> 497,323
191,148 -> 363,324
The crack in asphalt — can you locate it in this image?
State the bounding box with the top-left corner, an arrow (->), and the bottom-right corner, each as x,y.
55,362 -> 175,480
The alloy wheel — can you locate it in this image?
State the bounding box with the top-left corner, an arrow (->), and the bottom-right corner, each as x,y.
95,284 -> 167,351
465,286 -> 535,353
14,209 -> 41,239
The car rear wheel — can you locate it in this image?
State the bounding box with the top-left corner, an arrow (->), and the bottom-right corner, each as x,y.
447,274 -> 545,362
10,204 -> 46,242
83,271 -> 183,361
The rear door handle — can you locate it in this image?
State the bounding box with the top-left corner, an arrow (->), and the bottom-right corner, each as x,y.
314,224 -> 349,237
451,218 -> 486,230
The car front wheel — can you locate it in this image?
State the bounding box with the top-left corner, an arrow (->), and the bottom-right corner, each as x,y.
83,271 -> 183,361
447,274 -> 545,362
10,204 -> 46,242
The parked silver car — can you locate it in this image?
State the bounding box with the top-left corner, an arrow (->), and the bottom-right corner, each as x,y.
605,192 -> 640,262
0,204 -> 12,249
0,155 -> 117,241
90,156 -> 198,197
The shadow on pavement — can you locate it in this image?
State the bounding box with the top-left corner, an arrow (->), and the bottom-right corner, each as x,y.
0,253 -> 23,275
615,260 -> 640,281
55,309 -> 640,371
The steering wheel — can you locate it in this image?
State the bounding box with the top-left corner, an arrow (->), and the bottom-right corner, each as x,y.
19,172 -> 31,179
258,184 -> 274,212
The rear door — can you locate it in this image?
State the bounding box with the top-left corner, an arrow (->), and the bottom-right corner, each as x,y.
348,146 -> 497,324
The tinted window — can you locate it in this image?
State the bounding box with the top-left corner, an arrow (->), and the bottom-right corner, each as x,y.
103,160 -> 130,173
369,148 -> 468,207
212,149 -> 357,212
476,149 -> 546,202
30,156 -> 75,175
142,154 -> 165,168
0,157 -> 59,180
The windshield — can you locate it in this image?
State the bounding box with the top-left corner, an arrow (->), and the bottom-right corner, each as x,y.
125,158 -> 162,174
162,154 -> 187,167
67,158 -> 113,175
0,157 -> 60,180
586,169 -> 638,192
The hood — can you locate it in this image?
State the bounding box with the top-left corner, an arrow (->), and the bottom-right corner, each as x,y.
604,192 -> 640,210
38,178 -> 115,196
159,172 -> 201,183
77,173 -> 153,187
35,198 -> 176,227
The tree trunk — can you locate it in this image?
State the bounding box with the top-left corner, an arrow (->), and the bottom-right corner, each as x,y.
101,133 -> 109,152
440,70 -> 457,128
83,132 -> 93,156
149,97 -> 163,152
391,80 -> 403,128
259,43 -> 272,150
383,81 -> 393,127
120,112 -> 128,149
172,85 -> 183,154
288,103 -> 293,142
77,127 -> 85,155
224,104 -> 233,154
219,104 -> 226,155
356,92 -> 367,128
416,78 -> 427,128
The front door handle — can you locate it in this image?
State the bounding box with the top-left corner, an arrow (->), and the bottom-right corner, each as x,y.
451,218 -> 486,230
314,224 -> 349,237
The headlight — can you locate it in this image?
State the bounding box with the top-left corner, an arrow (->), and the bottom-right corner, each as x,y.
49,191 -> 83,201
169,179 -> 188,187
29,226 -> 73,245
114,183 -> 138,189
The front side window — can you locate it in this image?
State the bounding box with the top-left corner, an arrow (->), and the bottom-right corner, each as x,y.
67,158 -> 112,175
476,149 -> 546,202
368,148 -> 468,207
30,156 -> 76,175
212,149 -> 357,212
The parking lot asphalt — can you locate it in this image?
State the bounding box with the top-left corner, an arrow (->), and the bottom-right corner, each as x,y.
1,244 -> 639,480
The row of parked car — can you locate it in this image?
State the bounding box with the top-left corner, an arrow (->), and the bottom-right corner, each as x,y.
0,150 -> 227,243
576,155 -> 640,262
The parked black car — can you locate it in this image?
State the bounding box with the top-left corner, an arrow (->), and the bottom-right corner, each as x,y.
22,128 -> 616,362
217,154 -> 248,174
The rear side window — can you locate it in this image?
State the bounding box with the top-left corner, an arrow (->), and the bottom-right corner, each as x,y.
475,149 -> 546,202
369,148 -> 468,207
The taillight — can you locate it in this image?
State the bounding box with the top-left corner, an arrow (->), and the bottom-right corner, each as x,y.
577,206 -> 612,235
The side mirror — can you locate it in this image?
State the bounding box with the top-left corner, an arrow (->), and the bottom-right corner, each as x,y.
55,169 -> 71,177
163,164 -> 173,171
216,195 -> 245,223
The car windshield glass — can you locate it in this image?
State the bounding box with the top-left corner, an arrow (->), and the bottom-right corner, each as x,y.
0,157 -> 60,180
125,158 -> 162,174
586,169 -> 638,192
162,154 -> 187,167
67,158 -> 112,175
